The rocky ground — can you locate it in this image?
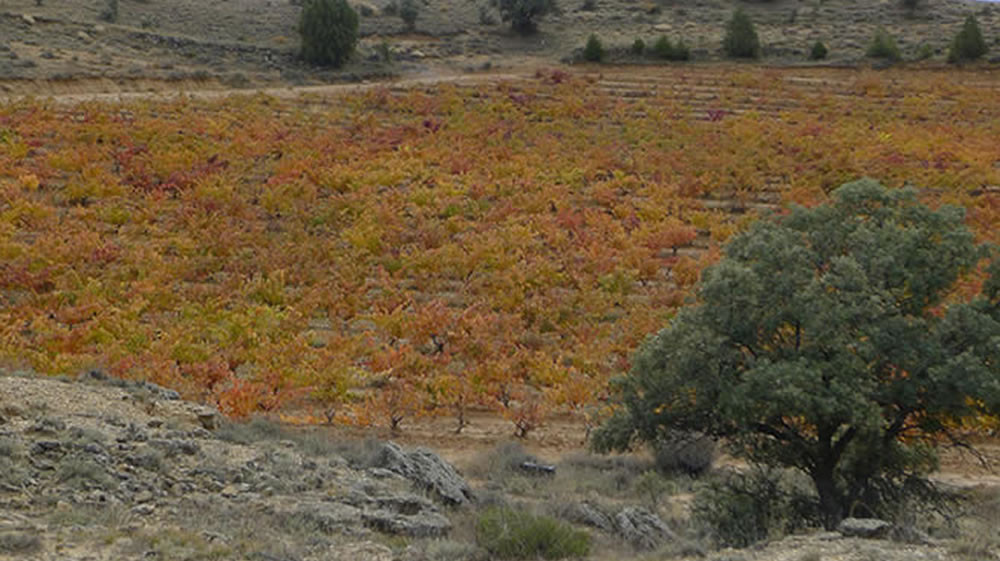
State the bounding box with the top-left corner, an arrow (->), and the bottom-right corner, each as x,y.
0,370 -> 997,560
0,0 -> 999,96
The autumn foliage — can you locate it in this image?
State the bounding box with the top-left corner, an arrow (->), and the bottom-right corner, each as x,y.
1,66 -> 999,432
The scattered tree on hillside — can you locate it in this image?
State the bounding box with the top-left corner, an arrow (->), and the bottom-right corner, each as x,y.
948,14 -> 988,63
399,0 -> 420,31
723,9 -> 761,59
594,179 -> 1000,528
298,0 -> 359,67
583,34 -> 605,62
809,40 -> 828,61
492,0 -> 559,34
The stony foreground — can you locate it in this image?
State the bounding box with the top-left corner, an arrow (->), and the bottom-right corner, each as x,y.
0,371 -> 992,560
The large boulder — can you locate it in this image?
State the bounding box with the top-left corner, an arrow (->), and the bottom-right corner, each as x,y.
615,506 -> 675,550
373,442 -> 473,506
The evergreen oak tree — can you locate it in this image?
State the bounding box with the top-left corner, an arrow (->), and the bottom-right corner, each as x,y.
594,179 -> 1000,528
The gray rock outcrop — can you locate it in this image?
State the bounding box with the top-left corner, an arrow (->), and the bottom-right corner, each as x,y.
615,506 -> 675,550
373,441 -> 474,506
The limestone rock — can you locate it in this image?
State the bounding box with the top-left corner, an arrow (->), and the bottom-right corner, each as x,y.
373,442 -> 473,505
556,501 -> 615,533
615,506 -> 675,550
838,517 -> 892,539
362,504 -> 451,537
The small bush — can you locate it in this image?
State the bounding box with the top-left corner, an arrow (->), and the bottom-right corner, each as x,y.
478,3 -> 497,24
298,0 -> 359,67
723,8 -> 761,59
809,40 -> 828,60
0,532 -> 41,555
867,26 -> 901,61
692,467 -> 819,548
948,15 -> 988,63
399,0 -> 419,30
651,431 -> 715,476
476,507 -> 591,559
631,38 -> 645,55
652,35 -> 674,59
99,0 -> 119,22
57,456 -> 113,489
583,34 -> 605,62
581,0 -> 596,11
671,39 -> 691,61
916,43 -> 934,60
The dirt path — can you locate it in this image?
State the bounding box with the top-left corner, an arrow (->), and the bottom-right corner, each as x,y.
0,60 -> 555,105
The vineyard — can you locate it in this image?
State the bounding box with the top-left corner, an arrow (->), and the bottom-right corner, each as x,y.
1,65 -> 999,435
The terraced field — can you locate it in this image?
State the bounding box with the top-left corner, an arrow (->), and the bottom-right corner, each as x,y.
1,65 -> 998,435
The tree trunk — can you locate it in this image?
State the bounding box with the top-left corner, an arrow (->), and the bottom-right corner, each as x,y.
811,464 -> 845,530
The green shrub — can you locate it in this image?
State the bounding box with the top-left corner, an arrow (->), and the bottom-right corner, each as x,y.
723,9 -> 761,59
867,26 -> 901,61
583,34 -> 605,62
692,468 -> 819,548
948,14 -> 988,63
476,507 -> 591,559
399,0 -> 419,30
298,0 -> 359,67
809,40 -> 828,60
917,43 -> 934,60
631,38 -> 646,56
651,431 -> 715,476
653,35 -> 673,59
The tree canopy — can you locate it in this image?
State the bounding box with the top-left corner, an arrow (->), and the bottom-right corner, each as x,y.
594,179 -> 1000,527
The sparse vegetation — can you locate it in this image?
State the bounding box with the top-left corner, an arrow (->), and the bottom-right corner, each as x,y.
948,14 -> 988,63
476,506 -> 591,559
723,8 -> 761,59
0,532 -> 42,555
298,0 -> 359,67
631,38 -> 645,55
